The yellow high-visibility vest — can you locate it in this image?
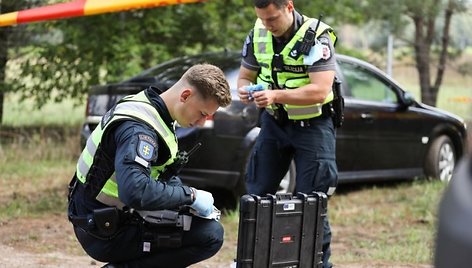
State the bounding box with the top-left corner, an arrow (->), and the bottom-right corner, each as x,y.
253,16 -> 337,120
76,91 -> 178,208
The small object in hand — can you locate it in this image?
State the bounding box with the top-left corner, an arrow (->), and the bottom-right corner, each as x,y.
247,84 -> 265,101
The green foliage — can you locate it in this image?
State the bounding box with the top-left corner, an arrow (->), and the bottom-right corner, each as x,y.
298,0 -> 369,26
3,0 -> 258,108
1,0 -> 392,109
2,0 -> 470,109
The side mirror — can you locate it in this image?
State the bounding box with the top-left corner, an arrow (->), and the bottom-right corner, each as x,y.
402,91 -> 415,107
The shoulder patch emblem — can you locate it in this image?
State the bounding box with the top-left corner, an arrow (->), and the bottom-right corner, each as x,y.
303,40 -> 331,65
137,134 -> 157,161
321,44 -> 331,60
138,140 -> 155,161
138,134 -> 157,147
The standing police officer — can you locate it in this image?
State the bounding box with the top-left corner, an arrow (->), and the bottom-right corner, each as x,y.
237,1 -> 338,267
68,64 -> 231,268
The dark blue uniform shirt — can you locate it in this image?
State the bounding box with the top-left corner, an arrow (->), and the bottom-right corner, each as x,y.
73,87 -> 193,216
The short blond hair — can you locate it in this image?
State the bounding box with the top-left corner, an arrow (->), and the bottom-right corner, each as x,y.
182,64 -> 231,107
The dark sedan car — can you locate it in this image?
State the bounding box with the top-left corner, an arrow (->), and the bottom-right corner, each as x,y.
81,51 -> 467,203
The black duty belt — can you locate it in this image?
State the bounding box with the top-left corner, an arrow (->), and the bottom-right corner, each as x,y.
69,207 -> 127,238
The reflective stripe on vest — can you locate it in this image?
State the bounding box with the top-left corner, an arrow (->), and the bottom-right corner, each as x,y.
253,16 -> 337,120
76,91 -> 178,207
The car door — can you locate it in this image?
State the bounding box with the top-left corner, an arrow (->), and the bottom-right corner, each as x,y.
338,59 -> 424,178
333,68 -> 357,173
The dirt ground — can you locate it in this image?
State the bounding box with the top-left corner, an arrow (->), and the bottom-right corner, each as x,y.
0,213 -> 433,268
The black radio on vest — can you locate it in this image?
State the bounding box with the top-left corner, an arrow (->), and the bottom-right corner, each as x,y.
299,14 -> 323,55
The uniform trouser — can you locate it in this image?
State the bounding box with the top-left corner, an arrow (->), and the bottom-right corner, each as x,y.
245,111 -> 338,268
72,211 -> 224,268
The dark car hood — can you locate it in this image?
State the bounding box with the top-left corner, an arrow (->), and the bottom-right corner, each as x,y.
417,102 -> 466,127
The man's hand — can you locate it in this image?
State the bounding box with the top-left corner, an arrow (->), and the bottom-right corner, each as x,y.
252,90 -> 277,108
237,86 -> 253,104
189,188 -> 214,217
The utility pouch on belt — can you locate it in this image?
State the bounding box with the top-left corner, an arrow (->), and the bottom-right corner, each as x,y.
140,210 -> 188,251
137,210 -> 192,231
93,207 -> 120,237
331,77 -> 344,128
273,104 -> 288,126
142,229 -> 183,251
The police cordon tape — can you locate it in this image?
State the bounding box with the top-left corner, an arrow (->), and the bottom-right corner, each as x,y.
0,0 -> 205,27
448,96 -> 472,103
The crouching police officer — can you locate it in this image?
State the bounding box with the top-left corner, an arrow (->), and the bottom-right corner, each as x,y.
68,64 -> 232,268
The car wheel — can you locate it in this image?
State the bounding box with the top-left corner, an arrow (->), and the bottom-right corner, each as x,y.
425,135 -> 456,182
277,161 -> 296,193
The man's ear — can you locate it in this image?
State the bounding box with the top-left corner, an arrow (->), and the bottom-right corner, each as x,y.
287,0 -> 294,12
180,88 -> 192,103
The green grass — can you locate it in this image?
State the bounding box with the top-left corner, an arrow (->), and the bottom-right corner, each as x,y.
0,128 -> 448,266
0,129 -> 80,220
209,180 -> 446,266
0,188 -> 68,219
2,93 -> 85,127
329,180 -> 445,265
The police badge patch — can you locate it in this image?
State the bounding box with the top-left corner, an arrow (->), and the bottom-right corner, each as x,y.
318,36 -> 332,60
137,134 -> 157,161
138,140 -> 154,161
321,44 -> 331,60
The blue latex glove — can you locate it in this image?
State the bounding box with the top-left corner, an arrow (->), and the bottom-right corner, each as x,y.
246,84 -> 265,101
190,189 -> 214,217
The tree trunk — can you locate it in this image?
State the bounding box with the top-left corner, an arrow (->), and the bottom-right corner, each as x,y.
413,0 -> 455,107
413,15 -> 435,106
431,0 -> 455,105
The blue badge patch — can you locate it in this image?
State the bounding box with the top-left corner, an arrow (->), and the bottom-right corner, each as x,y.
138,140 -> 155,161
137,134 -> 157,161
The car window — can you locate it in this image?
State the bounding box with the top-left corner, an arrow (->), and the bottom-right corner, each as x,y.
134,53 -> 241,89
339,61 -> 397,104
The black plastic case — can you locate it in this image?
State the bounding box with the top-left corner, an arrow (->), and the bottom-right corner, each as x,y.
236,192 -> 327,268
